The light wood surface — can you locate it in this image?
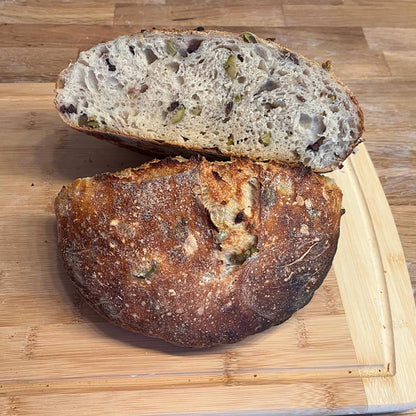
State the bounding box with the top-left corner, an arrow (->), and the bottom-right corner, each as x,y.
0,1 -> 415,415
0,85 -> 415,414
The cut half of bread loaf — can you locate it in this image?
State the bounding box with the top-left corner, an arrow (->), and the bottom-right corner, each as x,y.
55,30 -> 364,172
55,157 -> 343,347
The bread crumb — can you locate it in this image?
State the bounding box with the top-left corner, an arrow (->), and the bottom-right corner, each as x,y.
300,224 -> 310,235
296,195 -> 304,206
197,306 -> 204,315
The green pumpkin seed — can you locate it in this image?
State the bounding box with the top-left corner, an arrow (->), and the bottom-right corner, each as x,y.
230,244 -> 258,264
165,40 -> 178,56
131,261 -> 158,280
260,132 -> 272,146
171,105 -> 185,123
224,55 -> 238,79
234,93 -> 242,103
227,134 -> 234,146
216,230 -> 228,243
81,116 -> 100,128
241,32 -> 257,43
86,120 -> 99,128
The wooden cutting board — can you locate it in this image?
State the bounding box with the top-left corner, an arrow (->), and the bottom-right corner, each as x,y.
0,83 -> 415,415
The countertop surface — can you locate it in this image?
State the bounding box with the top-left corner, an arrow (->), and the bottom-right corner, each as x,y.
0,1 -> 415,415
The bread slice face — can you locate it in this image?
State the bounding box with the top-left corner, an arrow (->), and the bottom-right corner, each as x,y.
55,30 -> 363,172
55,157 -> 343,347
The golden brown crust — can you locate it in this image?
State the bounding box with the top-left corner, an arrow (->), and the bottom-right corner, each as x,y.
55,157 -> 343,347
54,29 -> 364,173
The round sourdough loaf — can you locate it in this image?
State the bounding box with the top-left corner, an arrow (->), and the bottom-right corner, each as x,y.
55,157 -> 342,347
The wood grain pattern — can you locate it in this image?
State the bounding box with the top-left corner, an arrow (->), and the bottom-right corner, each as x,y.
0,85 -> 415,415
384,51 -> 416,77
0,1 -> 115,24
0,0 -> 415,414
0,47 -> 78,82
364,28 -> 416,51
283,3 -> 416,27
114,1 -> 285,26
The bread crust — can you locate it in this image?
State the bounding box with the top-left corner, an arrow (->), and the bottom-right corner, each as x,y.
55,157 -> 343,347
55,29 -> 364,173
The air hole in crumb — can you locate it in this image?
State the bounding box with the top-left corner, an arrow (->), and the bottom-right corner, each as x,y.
179,49 -> 188,58
77,58 -> 90,66
237,76 -> 246,84
105,58 -> 116,71
254,45 -> 268,60
255,79 -> 280,95
263,100 -> 285,110
237,54 -> 244,62
212,171 -> 223,181
234,212 -> 244,223
98,46 -> 109,57
307,136 -> 325,152
181,136 -> 189,142
267,122 -> 273,129
348,118 -> 356,128
258,60 -> 267,71
303,68 -> 310,76
292,150 -> 301,161
144,48 -> 158,64
192,93 -> 200,101
87,71 -> 99,90
313,115 -> 326,135
167,62 -> 180,73
299,113 -> 312,129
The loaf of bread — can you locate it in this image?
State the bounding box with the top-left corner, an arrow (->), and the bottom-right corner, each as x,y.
55,157 -> 343,347
55,29 -> 363,172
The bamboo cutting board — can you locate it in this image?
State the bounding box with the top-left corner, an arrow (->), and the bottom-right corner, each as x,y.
0,83 -> 416,415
